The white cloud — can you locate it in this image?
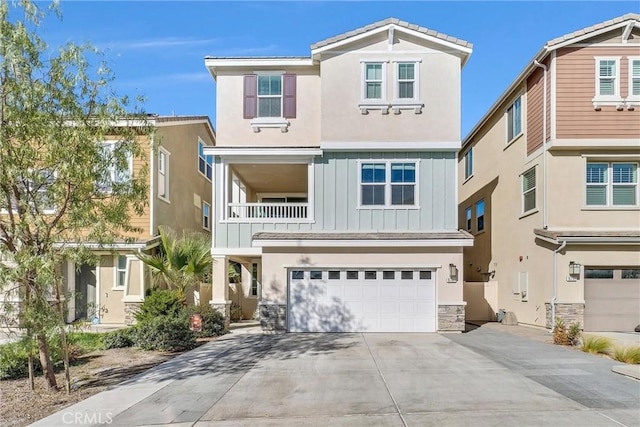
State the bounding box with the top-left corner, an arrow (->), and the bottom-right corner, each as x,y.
103,37 -> 218,51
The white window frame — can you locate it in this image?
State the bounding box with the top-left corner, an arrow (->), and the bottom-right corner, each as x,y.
198,139 -> 212,181
114,255 -> 128,290
395,61 -> 419,101
465,206 -> 472,232
157,146 -> 170,202
627,56 -> 640,105
202,201 -> 211,230
475,199 -> 485,233
593,56 -> 622,107
250,261 -> 260,298
585,161 -> 639,208
357,160 -> 420,209
359,60 -> 389,113
99,141 -> 133,194
464,148 -> 473,180
506,96 -> 523,144
521,167 -> 537,214
256,72 -> 284,119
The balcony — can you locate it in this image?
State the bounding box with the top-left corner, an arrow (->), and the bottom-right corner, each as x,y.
228,202 -> 308,220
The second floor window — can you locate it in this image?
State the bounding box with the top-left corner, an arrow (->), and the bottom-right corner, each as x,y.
203,201 -> 211,230
364,63 -> 384,100
158,148 -> 169,201
397,63 -> 415,99
98,142 -> 132,194
360,161 -> 417,207
630,58 -> 640,98
476,199 -> 485,232
464,148 -> 473,179
507,97 -> 522,143
586,162 -> 638,207
596,58 -> 618,98
465,207 -> 472,231
522,167 -> 536,213
243,74 -> 296,119
198,140 -> 212,180
258,75 -> 282,117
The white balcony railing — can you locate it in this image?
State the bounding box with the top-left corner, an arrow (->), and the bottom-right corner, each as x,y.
228,202 -> 309,221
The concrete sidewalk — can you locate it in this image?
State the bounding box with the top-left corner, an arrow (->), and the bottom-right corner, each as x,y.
32,325 -> 639,427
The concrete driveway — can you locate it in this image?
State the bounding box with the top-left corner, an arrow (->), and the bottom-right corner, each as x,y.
34,328 -> 639,427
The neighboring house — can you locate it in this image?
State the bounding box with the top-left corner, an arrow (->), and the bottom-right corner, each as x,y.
203,18 -> 474,332
458,14 -> 640,332
63,115 -> 216,325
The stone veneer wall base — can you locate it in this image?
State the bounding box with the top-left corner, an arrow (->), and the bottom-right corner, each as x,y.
210,301 -> 231,328
259,302 -> 287,332
124,301 -> 143,326
438,304 -> 465,332
545,302 -> 585,329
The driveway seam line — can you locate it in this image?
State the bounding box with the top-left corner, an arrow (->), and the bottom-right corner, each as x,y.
361,333 -> 408,427
596,411 -> 630,427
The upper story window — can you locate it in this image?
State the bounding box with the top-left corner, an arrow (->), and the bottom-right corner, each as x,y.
202,201 -> 211,230
476,199 -> 485,232
465,207 -> 472,231
593,57 -> 622,108
397,63 -> 416,100
506,97 -> 522,143
98,141 -> 132,194
628,57 -> 640,104
359,161 -> 418,208
158,147 -> 170,202
243,74 -> 296,131
521,167 -> 536,214
198,140 -> 212,181
364,63 -> 384,100
464,148 -> 473,180
586,162 -> 638,207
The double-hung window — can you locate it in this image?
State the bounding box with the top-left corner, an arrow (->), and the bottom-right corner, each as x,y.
464,148 -> 473,179
198,140 -> 212,180
360,161 -> 417,207
507,97 -> 522,143
158,147 -> 169,201
397,62 -> 416,100
628,57 -> 640,104
250,263 -> 259,297
476,200 -> 485,232
98,141 -> 132,194
257,74 -> 282,117
465,207 -> 472,231
593,57 -> 621,107
586,162 -> 638,207
521,167 -> 536,213
202,201 -> 211,230
364,63 -> 384,100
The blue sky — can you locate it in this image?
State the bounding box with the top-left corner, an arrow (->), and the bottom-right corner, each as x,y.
37,1 -> 640,137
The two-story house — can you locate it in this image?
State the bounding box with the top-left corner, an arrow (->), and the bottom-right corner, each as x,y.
459,14 -> 640,332
63,115 -> 216,325
204,18 -> 473,332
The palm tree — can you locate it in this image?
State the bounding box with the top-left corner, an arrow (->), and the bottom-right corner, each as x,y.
136,226 -> 212,304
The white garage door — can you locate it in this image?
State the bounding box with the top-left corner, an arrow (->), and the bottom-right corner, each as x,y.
584,267 -> 640,332
288,268 -> 436,332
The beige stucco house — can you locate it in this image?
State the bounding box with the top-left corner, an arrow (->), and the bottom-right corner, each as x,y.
204,18 -> 474,332
62,116 -> 216,325
459,14 -> 640,332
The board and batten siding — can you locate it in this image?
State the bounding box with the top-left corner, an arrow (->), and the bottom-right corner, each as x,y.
214,151 -> 457,248
555,46 -> 640,139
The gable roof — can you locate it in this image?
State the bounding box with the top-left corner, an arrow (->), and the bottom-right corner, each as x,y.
310,17 -> 473,50
462,12 -> 640,149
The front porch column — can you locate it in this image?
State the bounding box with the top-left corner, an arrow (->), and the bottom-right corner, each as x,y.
211,255 -> 231,325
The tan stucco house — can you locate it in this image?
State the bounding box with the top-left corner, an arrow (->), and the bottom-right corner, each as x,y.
62,116 -> 216,325
459,14 -> 640,332
203,18 -> 474,332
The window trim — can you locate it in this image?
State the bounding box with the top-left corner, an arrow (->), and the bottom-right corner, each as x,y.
463,148 -> 473,180
475,199 -> 485,233
505,96 -> 523,145
256,72 -> 283,118
99,140 -> 133,194
521,167 -> 537,214
357,160 -> 420,209
627,56 -> 640,105
249,261 -> 259,298
585,161 -> 639,208
202,201 -> 211,231
113,255 -> 128,290
198,139 -> 213,181
157,146 -> 170,203
593,56 -> 622,107
465,206 -> 472,232
394,61 -> 420,103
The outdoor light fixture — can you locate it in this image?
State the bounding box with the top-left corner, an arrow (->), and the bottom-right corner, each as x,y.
569,261 -> 581,276
448,263 -> 458,282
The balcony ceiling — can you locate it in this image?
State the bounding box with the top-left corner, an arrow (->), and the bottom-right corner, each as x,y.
232,164 -> 308,193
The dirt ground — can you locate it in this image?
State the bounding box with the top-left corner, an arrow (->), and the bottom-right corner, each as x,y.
0,345 -> 192,427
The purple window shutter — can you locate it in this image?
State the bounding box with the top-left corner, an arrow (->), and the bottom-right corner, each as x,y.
243,74 -> 257,119
283,74 -> 296,119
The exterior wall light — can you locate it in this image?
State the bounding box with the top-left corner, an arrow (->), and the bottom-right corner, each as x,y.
448,263 -> 458,283
569,261 -> 581,276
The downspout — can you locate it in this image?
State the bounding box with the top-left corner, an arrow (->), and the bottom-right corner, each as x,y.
533,60 -> 548,229
551,240 -> 566,329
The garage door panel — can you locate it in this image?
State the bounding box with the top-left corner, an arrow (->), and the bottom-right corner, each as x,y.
584,269 -> 640,332
288,268 -> 436,333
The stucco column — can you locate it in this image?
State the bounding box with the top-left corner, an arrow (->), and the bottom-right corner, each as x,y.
211,255 -> 231,325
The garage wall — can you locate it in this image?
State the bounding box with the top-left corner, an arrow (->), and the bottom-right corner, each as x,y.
261,246 -> 463,305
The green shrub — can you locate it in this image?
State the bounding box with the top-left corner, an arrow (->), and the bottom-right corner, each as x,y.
102,328 -> 136,349
567,322 -> 582,346
581,335 -> 612,355
230,302 -> 243,322
67,332 -> 105,352
134,316 -> 196,351
135,289 -> 182,323
0,339 -> 33,380
611,345 -> 640,364
184,304 -> 229,338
